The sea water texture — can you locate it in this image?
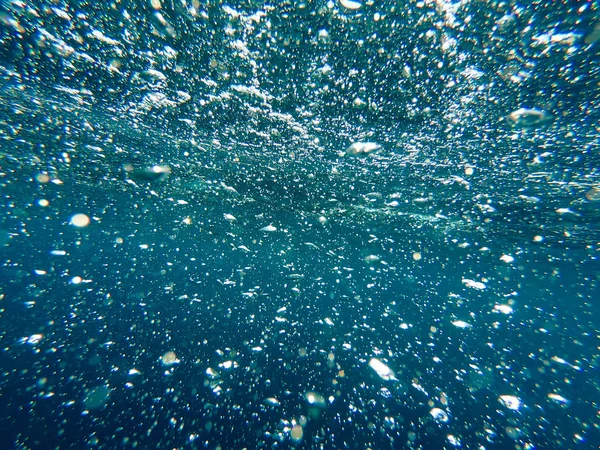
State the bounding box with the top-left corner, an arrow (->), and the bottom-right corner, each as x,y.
0,1 -> 599,449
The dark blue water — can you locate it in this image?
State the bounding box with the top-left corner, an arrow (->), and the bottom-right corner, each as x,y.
1,1 -> 599,449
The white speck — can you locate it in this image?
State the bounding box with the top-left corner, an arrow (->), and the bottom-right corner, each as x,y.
364,254 -> 381,264
368,358 -> 396,381
26,334 -> 44,345
70,213 -> 90,227
50,250 -> 67,256
260,224 -> 277,232
353,97 -> 366,108
264,397 -> 280,406
500,254 -> 514,263
89,29 -> 121,47
324,317 -> 334,326
477,203 -> 496,213
430,408 -> 449,423
220,182 -> 238,194
452,320 -> 472,329
499,395 -> 521,410
224,213 -> 236,222
305,391 -> 326,407
219,360 -> 234,369
339,0 -> 362,10
251,346 -> 263,352
161,351 -> 179,366
547,393 -> 570,405
506,108 -> 552,128
462,279 -> 486,290
556,208 -> 581,216
413,197 -> 431,204
345,142 -> 381,156
446,434 -> 461,447
144,68 -> 166,81
519,195 -> 540,203
550,356 -> 582,371
34,269 -> 47,275
276,306 -> 287,313
128,369 -> 141,376
412,382 -> 428,396
493,304 -> 513,314
51,7 -> 72,20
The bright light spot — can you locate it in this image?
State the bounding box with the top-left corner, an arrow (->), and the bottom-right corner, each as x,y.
340,0 -> 362,10
430,407 -> 449,423
499,395 -> 521,410
368,358 -> 396,381
304,391 -> 326,410
364,254 -> 380,264
547,393 -> 570,405
26,334 -> 44,344
493,304 -> 513,314
70,214 -> 90,227
161,351 -> 179,366
462,279 -> 486,290
220,360 -> 233,369
291,424 -> 303,442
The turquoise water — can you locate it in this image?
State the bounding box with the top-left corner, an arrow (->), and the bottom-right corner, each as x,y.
1,1 -> 599,448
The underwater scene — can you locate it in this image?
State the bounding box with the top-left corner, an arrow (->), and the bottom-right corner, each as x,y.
1,0 -> 599,448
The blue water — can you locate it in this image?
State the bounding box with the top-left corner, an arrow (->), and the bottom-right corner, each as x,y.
1,1 -> 599,449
